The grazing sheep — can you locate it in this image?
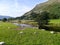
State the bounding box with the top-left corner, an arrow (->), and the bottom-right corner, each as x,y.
41,29 -> 45,31
19,31 -> 23,34
50,31 -> 55,34
0,42 -> 5,45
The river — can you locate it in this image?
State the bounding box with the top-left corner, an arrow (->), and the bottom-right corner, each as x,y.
13,23 -> 34,28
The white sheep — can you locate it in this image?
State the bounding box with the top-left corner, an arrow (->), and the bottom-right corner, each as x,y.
0,42 -> 5,45
41,29 -> 45,31
50,31 -> 54,34
19,31 -> 23,34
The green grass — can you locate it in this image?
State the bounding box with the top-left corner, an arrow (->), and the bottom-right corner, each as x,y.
50,19 -> 60,24
0,22 -> 60,45
49,19 -> 60,26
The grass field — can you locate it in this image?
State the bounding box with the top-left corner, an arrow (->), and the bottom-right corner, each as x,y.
50,19 -> 60,24
0,19 -> 60,45
49,19 -> 60,27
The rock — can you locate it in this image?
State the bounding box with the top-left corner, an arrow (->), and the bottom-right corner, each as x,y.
0,42 -> 5,45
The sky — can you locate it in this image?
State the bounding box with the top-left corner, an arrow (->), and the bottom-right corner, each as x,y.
0,0 -> 48,17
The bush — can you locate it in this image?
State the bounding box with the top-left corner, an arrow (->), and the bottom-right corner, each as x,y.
2,18 -> 7,22
43,25 -> 60,32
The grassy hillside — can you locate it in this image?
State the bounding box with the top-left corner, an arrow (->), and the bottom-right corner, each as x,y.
20,0 -> 60,20
0,22 -> 60,45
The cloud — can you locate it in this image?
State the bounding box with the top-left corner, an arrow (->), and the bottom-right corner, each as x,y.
0,0 -> 48,17
8,5 -> 32,17
0,0 -> 32,17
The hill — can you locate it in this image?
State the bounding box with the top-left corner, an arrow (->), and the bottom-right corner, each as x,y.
0,15 -> 12,19
19,0 -> 60,20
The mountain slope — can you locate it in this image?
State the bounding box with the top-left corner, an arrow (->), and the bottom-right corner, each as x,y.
20,0 -> 60,20
0,15 -> 12,19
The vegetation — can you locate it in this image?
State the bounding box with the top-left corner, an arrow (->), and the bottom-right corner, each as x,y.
2,18 -> 7,22
31,11 -> 50,29
18,0 -> 60,20
50,19 -> 60,24
45,19 -> 60,31
0,0 -> 60,45
0,22 -> 60,45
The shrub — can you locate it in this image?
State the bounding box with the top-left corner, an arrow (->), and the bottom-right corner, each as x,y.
2,18 -> 7,22
43,25 -> 60,32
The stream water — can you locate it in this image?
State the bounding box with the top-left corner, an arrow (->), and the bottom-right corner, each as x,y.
13,23 -> 34,28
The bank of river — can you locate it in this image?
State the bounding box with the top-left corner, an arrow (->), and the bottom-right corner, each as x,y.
13,23 -> 36,28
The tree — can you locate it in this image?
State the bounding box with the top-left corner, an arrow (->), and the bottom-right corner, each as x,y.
31,11 -> 50,29
30,12 -> 38,20
49,13 -> 59,19
38,11 -> 50,29
2,18 -> 7,22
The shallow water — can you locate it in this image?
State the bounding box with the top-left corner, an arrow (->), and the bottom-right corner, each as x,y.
13,23 -> 33,28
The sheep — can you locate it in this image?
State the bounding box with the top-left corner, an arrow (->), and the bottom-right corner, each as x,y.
0,42 -> 5,45
19,31 -> 24,34
50,31 -> 55,34
41,29 -> 45,31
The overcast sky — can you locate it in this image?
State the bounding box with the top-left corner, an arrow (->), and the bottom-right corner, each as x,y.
0,0 -> 48,17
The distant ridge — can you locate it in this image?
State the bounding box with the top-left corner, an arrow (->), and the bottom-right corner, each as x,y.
0,15 -> 12,19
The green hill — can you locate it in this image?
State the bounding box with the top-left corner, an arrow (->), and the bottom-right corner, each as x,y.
19,0 -> 60,20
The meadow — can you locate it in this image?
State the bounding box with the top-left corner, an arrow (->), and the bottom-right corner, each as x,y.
50,19 -> 60,24
0,19 -> 60,45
